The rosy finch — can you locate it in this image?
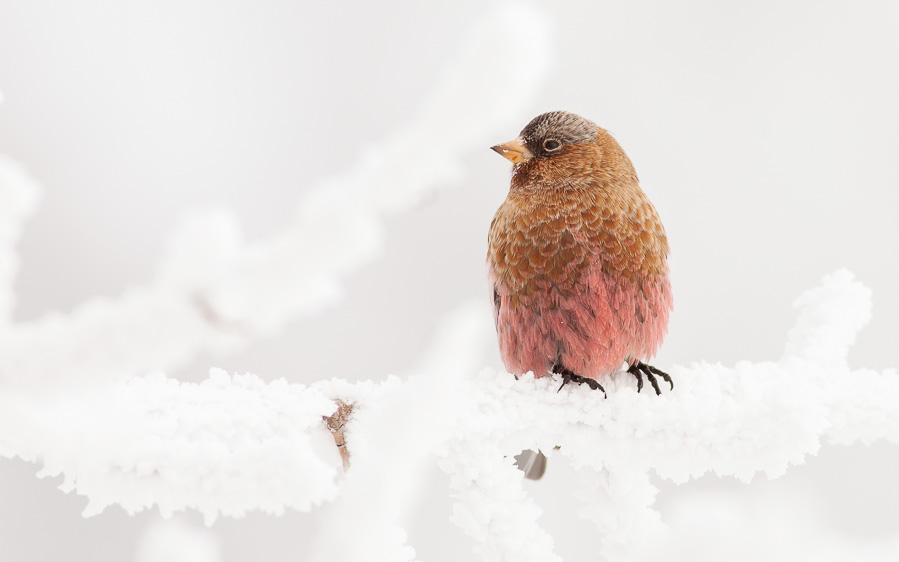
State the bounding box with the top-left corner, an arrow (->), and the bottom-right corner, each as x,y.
488,111 -> 673,398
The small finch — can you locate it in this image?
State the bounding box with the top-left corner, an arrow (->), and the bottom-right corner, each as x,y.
488,111 -> 673,398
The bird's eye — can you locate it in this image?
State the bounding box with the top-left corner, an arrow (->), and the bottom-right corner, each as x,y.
543,139 -> 562,151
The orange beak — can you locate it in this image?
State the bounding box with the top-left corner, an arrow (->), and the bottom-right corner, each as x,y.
490,138 -> 532,164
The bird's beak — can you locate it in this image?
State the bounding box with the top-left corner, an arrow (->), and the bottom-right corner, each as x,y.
490,138 -> 532,164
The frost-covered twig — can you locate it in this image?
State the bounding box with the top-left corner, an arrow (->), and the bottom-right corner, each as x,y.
307,300 -> 498,562
441,270 -> 898,560
0,370 -> 342,524
0,4 -> 549,388
0,270 -> 896,561
0,155 -> 40,329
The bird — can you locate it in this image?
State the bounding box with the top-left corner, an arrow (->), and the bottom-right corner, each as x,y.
488,111 -> 673,399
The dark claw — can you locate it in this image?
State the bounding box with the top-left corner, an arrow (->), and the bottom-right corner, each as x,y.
628,361 -> 673,395
647,364 -> 674,391
645,371 -> 662,395
553,366 -> 607,398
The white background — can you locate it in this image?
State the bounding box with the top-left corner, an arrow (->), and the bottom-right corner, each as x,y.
1,0 -> 897,560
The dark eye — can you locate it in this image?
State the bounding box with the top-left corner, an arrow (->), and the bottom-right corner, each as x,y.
543,139 -> 562,151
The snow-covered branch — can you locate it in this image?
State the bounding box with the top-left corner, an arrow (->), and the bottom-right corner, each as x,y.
1,270 -> 896,560
0,155 -> 40,329
0,369 -> 342,523
0,5 -> 550,388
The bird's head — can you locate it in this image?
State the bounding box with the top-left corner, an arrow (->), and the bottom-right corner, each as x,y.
490,111 -> 600,166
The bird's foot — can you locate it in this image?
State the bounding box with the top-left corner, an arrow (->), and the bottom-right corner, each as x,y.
554,367 -> 607,398
627,361 -> 674,395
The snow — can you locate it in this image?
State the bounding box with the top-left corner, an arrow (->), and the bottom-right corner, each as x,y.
1,270 -> 895,560
0,155 -> 40,329
0,370 -> 342,525
783,269 -> 872,367
437,270 -> 898,559
306,301 -> 496,562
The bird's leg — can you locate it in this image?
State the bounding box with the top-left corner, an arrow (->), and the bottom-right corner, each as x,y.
630,366 -> 644,393
552,365 -> 607,398
627,361 -> 674,396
